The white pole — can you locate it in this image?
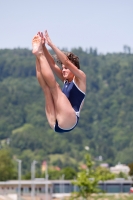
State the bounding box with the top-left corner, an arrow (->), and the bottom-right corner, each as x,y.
74,177 -> 76,192
31,160 -> 37,200
62,174 -> 65,194
45,163 -> 48,200
31,162 -> 33,200
16,159 -> 22,200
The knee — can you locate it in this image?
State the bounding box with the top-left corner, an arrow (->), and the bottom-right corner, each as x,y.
36,72 -> 41,81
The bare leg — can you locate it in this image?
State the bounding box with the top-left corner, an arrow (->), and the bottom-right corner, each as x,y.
33,36 -> 77,129
36,58 -> 56,129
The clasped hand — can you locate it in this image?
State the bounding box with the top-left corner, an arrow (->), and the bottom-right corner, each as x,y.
37,30 -> 52,47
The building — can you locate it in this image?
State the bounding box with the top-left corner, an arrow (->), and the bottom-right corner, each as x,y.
110,163 -> 130,175
0,178 -> 133,199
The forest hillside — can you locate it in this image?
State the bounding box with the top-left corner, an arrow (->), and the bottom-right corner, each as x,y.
0,48 -> 133,173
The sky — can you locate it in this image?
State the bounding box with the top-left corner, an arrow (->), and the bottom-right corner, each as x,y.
0,0 -> 133,54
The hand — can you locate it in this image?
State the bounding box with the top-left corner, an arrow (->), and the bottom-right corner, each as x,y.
44,30 -> 53,47
37,31 -> 45,45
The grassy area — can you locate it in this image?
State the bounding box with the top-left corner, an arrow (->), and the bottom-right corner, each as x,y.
49,154 -> 77,164
68,194 -> 133,200
1,194 -> 132,200
91,194 -> 133,200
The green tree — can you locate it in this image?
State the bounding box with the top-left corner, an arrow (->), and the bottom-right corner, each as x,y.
61,167 -> 77,180
72,154 -> 115,199
47,169 -> 61,180
95,166 -> 115,181
128,162 -> 133,176
0,149 -> 17,181
116,172 -> 128,179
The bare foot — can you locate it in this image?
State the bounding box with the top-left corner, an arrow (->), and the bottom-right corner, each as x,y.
32,35 -> 43,55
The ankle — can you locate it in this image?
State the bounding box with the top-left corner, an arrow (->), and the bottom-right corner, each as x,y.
36,52 -> 44,58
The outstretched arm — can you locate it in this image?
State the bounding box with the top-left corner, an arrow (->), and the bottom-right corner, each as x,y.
38,32 -> 64,82
44,30 -> 86,81
43,45 -> 64,81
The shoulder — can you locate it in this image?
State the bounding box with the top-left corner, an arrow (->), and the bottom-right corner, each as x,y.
75,69 -> 86,84
78,69 -> 86,81
73,73 -> 86,93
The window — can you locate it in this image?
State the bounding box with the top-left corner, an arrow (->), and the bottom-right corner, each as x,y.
53,184 -> 60,193
106,184 -> 121,193
123,184 -> 131,193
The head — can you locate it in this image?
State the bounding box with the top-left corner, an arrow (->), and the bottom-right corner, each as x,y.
62,52 -> 80,81
53,52 -> 80,81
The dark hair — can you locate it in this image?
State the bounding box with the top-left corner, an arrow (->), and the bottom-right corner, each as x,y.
53,52 -> 80,69
64,52 -> 80,69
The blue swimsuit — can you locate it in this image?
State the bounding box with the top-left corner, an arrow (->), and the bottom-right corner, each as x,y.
54,79 -> 85,133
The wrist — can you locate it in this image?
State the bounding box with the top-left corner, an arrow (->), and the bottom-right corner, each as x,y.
49,43 -> 55,49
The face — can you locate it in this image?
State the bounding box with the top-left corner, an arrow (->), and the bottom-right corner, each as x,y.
62,64 -> 74,81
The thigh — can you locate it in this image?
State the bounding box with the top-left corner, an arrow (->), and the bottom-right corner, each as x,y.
50,84 -> 77,130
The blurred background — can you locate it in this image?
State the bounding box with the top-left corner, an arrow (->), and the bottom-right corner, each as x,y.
0,0 -> 133,184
